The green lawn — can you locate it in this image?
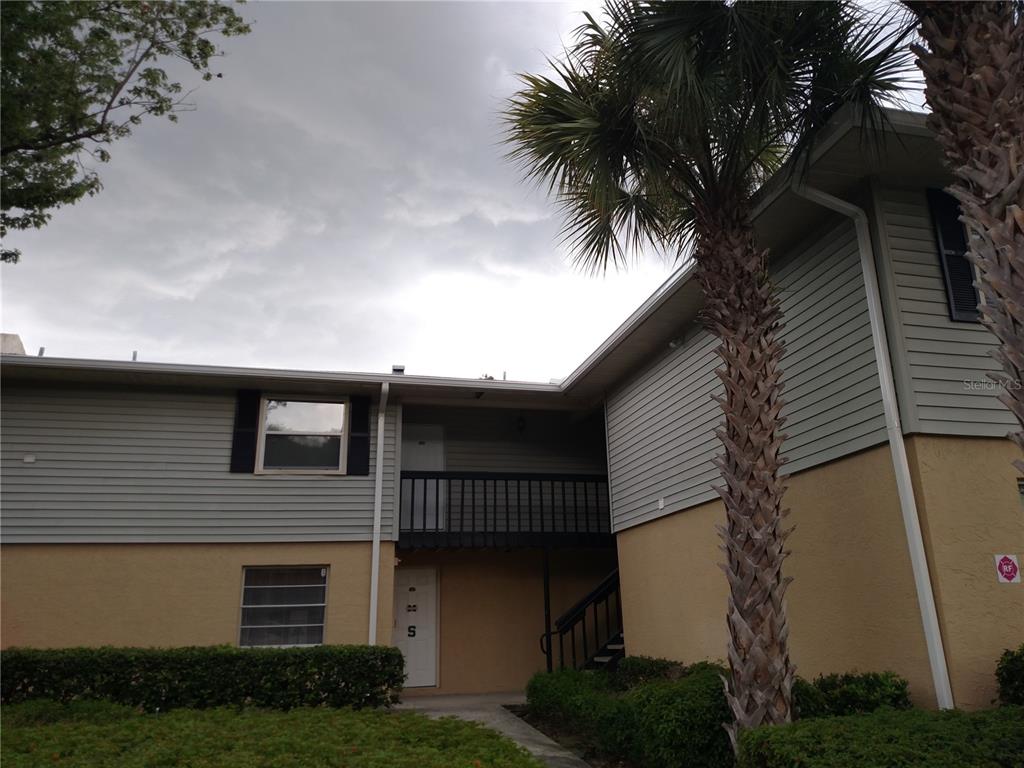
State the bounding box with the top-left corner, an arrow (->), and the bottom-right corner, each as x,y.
1,700 -> 545,768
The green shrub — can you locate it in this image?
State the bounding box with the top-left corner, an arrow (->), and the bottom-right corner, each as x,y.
525,668 -> 608,720
524,669 -> 632,754
0,645 -> 404,711
997,644 -> 1024,706
791,676 -> 829,720
627,662 -> 733,768
737,705 -> 1024,768
613,655 -> 685,690
813,670 -> 911,716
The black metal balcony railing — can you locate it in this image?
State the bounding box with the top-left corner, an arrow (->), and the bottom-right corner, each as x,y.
398,471 -> 612,549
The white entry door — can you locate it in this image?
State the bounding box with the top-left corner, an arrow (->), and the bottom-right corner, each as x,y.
393,567 -> 438,687
402,424 -> 446,530
402,424 -> 445,472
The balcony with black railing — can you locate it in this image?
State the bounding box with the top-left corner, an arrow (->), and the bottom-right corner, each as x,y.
398,471 -> 612,549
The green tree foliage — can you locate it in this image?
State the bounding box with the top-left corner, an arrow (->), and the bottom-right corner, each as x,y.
0,1 -> 249,263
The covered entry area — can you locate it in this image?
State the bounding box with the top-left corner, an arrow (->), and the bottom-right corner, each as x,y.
393,547 -> 617,695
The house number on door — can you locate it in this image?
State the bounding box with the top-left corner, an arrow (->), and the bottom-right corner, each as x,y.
407,626 -> 416,637
406,604 -> 417,612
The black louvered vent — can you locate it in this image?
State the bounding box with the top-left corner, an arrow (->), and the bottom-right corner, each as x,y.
926,189 -> 980,322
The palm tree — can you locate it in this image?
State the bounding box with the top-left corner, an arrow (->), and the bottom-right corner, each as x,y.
504,0 -> 912,742
906,2 -> 1024,470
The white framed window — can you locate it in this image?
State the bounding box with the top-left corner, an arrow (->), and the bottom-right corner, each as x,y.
256,397 -> 349,474
239,566 -> 328,647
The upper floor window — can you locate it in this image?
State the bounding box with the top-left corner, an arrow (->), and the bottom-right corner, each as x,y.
256,398 -> 348,473
925,189 -> 980,323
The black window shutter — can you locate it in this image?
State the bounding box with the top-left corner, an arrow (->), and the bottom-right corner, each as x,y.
230,390 -> 261,473
347,395 -> 371,475
926,188 -> 980,322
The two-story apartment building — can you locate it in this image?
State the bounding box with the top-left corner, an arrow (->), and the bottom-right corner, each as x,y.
2,109 -> 1020,707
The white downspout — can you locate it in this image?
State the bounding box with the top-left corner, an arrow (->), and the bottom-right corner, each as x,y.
791,181 -> 955,710
367,381 -> 390,645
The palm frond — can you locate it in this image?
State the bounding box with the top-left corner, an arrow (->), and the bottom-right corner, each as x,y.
503,0 -> 918,269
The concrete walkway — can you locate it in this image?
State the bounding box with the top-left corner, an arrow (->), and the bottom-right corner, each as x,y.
397,693 -> 591,768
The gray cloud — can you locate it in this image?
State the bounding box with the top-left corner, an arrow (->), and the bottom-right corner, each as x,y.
1,1 -> 673,380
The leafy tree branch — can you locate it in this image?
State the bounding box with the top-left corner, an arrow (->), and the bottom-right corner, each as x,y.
0,0 -> 250,263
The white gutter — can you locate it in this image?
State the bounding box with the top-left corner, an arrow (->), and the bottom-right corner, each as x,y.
367,381 -> 389,645
791,180 -> 955,710
0,355 -> 562,394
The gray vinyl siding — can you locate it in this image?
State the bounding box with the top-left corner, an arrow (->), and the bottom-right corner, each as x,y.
607,219 -> 887,531
401,405 -> 605,474
0,385 -> 397,543
876,186 -> 1014,436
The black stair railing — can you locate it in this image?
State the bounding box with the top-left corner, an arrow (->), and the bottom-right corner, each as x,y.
541,568 -> 622,670
399,471 -> 610,548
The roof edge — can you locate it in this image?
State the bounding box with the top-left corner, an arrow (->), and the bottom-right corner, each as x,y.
0,354 -> 563,394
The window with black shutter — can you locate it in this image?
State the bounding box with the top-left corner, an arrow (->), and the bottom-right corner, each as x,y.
229,391 -> 372,475
925,189 -> 980,323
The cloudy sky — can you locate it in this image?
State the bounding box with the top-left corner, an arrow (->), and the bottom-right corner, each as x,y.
1,1 -> 680,383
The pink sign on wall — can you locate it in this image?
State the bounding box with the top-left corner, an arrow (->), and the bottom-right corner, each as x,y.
994,554 -> 1020,584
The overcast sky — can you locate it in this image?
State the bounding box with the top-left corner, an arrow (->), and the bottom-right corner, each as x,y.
1,1 -> 680,383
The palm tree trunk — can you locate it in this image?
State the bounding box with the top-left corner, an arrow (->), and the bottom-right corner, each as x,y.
910,1 -> 1024,469
693,203 -> 795,746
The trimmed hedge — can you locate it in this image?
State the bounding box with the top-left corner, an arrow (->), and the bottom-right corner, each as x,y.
526,660 -> 920,768
526,662 -> 733,768
997,644 -> 1024,706
737,705 -> 1024,768
613,655 -> 686,690
0,645 -> 405,711
626,662 -> 733,768
791,676 -> 830,720
524,669 -> 633,755
811,671 -> 911,716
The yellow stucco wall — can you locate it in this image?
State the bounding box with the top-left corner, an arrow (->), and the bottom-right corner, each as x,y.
905,435 -> 1024,709
397,548 -> 617,695
617,444 -> 940,705
1,542 -> 395,649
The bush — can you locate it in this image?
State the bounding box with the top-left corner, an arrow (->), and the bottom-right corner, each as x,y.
737,705 -> 1024,768
812,671 -> 911,716
526,665 -> 916,768
791,676 -> 829,720
0,645 -> 404,711
626,662 -> 733,768
997,644 -> 1024,706
525,668 -> 604,720
613,655 -> 686,690
525,669 -> 633,755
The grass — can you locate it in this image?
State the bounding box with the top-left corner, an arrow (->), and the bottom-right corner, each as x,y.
1,699 -> 545,768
